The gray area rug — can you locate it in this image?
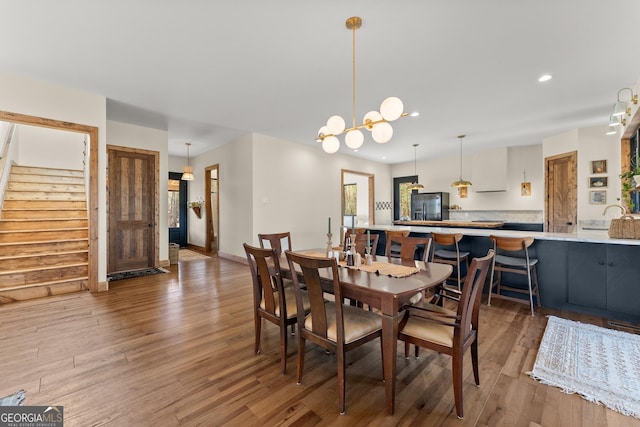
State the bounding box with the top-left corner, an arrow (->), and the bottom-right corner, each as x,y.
529,315 -> 640,418
0,390 -> 25,406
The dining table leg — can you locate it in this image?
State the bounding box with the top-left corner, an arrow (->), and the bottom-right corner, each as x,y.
381,311 -> 399,415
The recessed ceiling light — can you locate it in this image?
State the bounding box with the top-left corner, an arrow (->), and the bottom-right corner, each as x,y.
538,74 -> 553,82
409,112 -> 420,117
381,156 -> 387,160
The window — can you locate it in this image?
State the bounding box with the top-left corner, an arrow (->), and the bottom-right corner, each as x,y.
168,179 -> 180,228
393,176 -> 418,221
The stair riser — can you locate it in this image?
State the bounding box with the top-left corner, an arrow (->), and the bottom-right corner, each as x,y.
9,174 -> 84,185
0,229 -> 88,243
11,166 -> 83,177
2,200 -> 87,210
4,192 -> 86,201
7,182 -> 85,192
0,280 -> 88,303
2,210 -> 87,219
0,252 -> 88,272
0,219 -> 88,231
0,265 -> 88,289
0,240 -> 88,257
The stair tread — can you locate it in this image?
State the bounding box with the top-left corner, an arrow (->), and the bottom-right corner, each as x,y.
0,238 -> 88,246
0,218 -> 88,221
0,227 -> 88,233
0,249 -> 88,261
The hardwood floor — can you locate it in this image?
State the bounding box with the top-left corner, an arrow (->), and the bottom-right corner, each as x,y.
0,256 -> 638,426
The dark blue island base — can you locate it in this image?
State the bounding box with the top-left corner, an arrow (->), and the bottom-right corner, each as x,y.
369,227 -> 640,325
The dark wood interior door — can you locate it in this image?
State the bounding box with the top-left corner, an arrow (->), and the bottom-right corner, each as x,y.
108,148 -> 156,273
545,151 -> 577,233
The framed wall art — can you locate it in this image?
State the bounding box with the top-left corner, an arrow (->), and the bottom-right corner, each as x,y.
591,160 -> 607,174
588,176 -> 608,188
589,190 -> 606,204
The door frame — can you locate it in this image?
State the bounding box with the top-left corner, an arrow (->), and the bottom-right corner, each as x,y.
544,151 -> 577,232
107,145 -> 159,271
205,164 -> 219,254
0,110 -> 99,292
341,169 -> 374,227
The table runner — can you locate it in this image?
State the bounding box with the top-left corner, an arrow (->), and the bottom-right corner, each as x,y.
298,251 -> 419,278
341,260 -> 419,278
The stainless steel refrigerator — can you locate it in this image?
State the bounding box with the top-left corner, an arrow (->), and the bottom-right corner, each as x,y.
410,192 -> 450,221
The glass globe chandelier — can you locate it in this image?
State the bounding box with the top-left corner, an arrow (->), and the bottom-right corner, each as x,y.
315,17 -> 415,154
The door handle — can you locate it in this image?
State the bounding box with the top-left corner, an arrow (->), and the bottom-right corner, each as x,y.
565,222 -> 573,225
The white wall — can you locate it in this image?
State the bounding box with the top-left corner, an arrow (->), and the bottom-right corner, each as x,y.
0,72 -> 108,281
18,125 -> 85,170
541,124 -> 622,224
107,120 -> 169,261
185,134 -> 254,257
391,144 -> 544,212
183,133 -> 392,258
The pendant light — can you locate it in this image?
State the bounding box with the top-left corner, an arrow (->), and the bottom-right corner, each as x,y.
315,16 -> 415,153
451,135 -> 471,190
181,142 -> 194,181
407,144 -> 424,190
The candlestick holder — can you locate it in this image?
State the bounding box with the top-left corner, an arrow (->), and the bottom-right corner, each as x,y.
326,233 -> 333,258
365,246 -> 373,265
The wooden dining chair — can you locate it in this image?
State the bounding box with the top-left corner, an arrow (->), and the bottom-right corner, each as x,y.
398,250 -> 494,420
243,243 -> 310,374
352,233 -> 379,257
258,232 -> 292,256
285,250 -> 383,415
386,235 -> 431,262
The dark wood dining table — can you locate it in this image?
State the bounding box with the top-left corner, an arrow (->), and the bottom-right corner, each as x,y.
281,250 -> 453,415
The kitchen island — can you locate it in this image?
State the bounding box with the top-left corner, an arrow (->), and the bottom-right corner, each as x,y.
368,224 -> 640,324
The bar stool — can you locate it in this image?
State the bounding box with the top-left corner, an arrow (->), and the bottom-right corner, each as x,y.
429,232 -> 470,291
487,235 -> 540,316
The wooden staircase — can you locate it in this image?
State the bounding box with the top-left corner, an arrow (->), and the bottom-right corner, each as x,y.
0,165 -> 89,303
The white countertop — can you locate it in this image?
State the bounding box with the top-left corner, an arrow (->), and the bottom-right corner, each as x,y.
369,224 -> 640,246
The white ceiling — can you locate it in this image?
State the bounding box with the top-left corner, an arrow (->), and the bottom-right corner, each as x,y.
2,1 -> 639,163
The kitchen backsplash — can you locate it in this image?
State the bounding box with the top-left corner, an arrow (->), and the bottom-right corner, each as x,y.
448,209 -> 543,223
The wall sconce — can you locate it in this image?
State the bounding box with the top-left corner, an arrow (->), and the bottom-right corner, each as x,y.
612,87 -> 638,117
609,113 -> 626,128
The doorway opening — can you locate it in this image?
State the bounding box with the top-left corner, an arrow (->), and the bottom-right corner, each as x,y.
0,110 -> 99,292
205,164 -> 219,254
168,171 -> 188,247
341,169 -> 374,232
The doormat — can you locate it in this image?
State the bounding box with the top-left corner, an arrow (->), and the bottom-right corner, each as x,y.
179,249 -> 211,261
528,315 -> 640,418
0,390 -> 25,406
107,267 -> 169,282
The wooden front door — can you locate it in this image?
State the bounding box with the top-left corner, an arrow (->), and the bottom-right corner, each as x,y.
545,151 -> 577,233
108,146 -> 158,273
